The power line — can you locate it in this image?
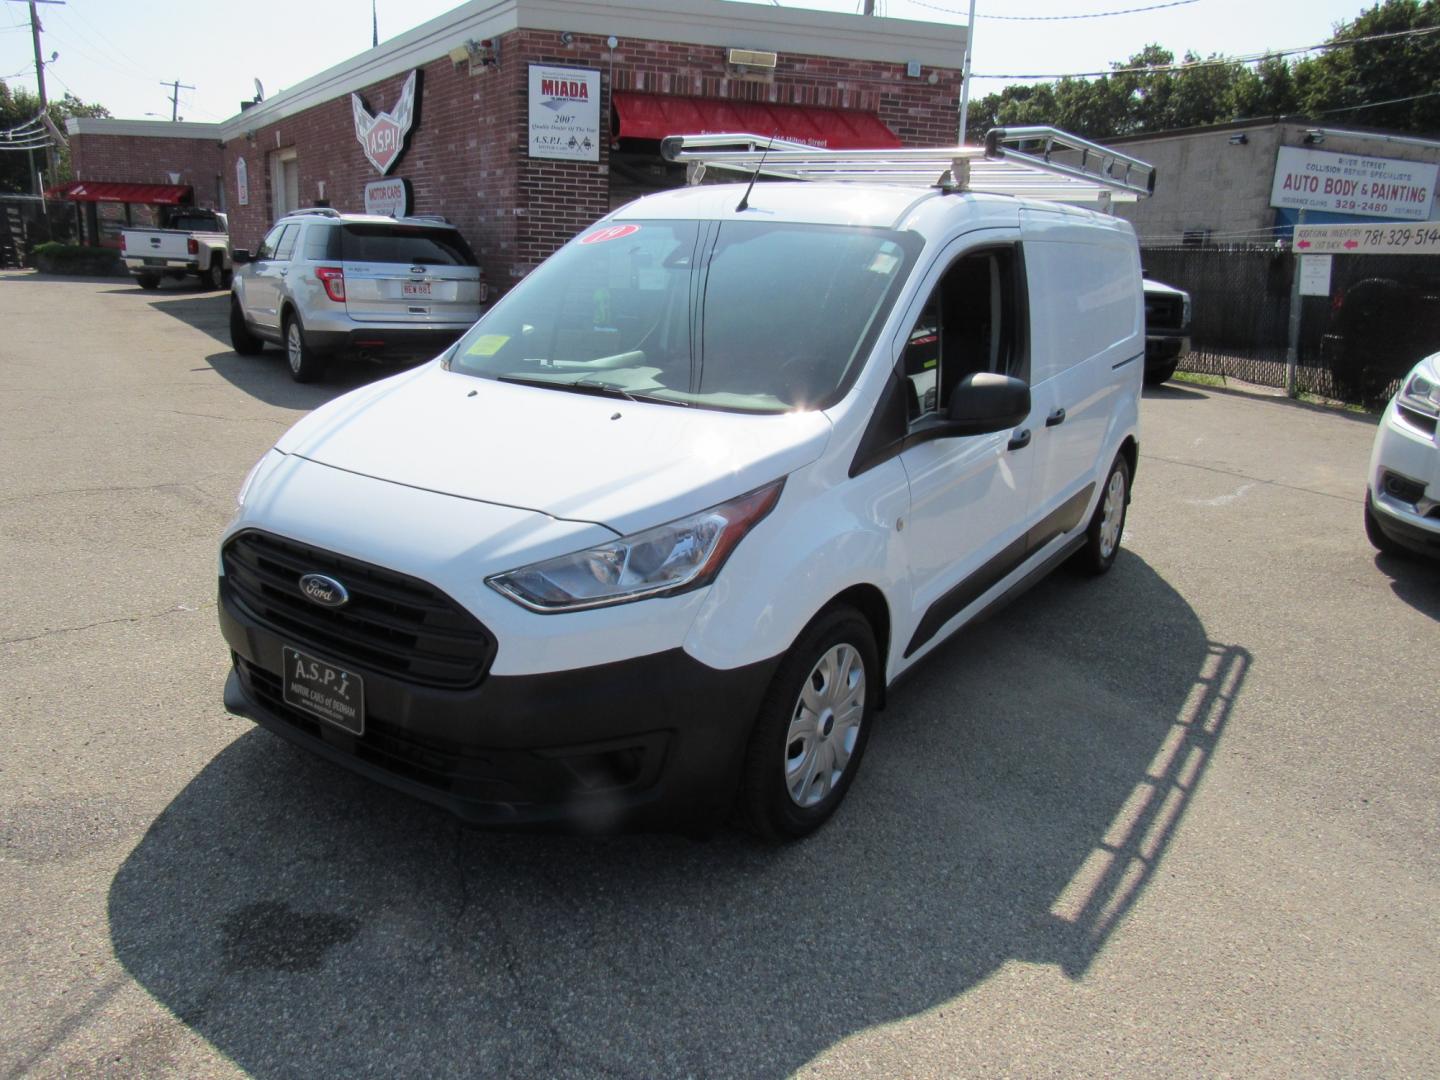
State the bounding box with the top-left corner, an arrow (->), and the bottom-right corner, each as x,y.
905,0 -> 1199,20
973,23 -> 1440,80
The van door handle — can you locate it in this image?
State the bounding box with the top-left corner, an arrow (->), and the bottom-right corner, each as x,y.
1007,428 -> 1031,452
1046,407 -> 1067,427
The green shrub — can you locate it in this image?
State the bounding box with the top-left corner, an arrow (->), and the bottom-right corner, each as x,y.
31,242 -> 123,275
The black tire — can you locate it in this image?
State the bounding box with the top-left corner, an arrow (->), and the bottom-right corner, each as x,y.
136,273 -> 160,290
221,268 -> 234,289
737,605 -> 879,841
1364,492 -> 1409,558
1073,453 -> 1131,576
1143,361 -> 1178,386
282,312 -> 326,383
229,298 -> 265,356
204,258 -> 226,291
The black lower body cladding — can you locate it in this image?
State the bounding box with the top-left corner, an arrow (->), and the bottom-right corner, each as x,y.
219,582 -> 781,832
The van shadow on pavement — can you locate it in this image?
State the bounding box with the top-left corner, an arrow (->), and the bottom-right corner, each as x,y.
106,553 -> 1248,1077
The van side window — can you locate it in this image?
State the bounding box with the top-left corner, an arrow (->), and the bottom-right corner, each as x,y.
904,247 -> 1021,422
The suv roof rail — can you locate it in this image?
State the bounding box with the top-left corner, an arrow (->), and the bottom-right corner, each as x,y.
287,206 -> 343,219
660,126 -> 1156,204
397,213 -> 451,225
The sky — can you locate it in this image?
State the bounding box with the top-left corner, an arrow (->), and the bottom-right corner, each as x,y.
0,0 -> 1374,125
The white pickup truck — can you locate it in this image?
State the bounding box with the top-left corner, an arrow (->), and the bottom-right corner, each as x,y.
121,208 -> 232,290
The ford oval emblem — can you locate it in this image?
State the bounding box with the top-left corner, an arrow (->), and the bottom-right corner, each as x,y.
299,573 -> 349,608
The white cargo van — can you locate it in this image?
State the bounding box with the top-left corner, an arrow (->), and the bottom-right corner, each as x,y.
218,129 -> 1154,839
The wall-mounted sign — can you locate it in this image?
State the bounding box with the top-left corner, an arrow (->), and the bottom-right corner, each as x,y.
1294,221 -> 1440,256
1270,146 -> 1438,222
236,157 -> 248,206
364,177 -> 412,217
528,64 -> 600,162
352,69 -> 419,175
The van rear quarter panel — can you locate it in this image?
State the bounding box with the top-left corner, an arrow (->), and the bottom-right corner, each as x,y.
1021,209 -> 1143,521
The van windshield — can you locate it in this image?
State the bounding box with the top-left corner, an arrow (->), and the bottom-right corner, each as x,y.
446,219 -> 919,413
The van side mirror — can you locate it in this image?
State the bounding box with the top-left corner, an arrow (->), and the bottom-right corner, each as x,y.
232,249 -> 252,265
944,373 -> 1030,435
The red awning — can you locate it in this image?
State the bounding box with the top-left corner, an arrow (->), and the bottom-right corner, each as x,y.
613,93 -> 900,150
44,180 -> 193,205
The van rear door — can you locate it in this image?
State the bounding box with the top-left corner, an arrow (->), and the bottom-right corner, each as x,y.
341,224 -> 483,325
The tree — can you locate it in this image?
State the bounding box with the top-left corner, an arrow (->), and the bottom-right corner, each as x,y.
1292,0 -> 1440,132
0,79 -> 109,194
964,0 -> 1438,143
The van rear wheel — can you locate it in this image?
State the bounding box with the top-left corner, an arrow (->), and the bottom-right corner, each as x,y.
737,605 -> 878,841
1073,453 -> 1130,576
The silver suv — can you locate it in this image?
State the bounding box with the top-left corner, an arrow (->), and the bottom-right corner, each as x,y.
228,208 -> 485,382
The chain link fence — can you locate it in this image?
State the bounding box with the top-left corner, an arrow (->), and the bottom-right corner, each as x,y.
1141,245 -> 1440,407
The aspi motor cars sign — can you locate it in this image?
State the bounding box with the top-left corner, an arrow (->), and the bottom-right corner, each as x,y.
528,65 -> 600,162
352,69 -> 419,175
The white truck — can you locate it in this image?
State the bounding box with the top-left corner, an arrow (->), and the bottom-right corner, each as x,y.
121,208 -> 232,290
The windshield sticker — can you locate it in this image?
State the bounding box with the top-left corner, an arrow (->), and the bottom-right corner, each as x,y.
465,334 -> 510,357
580,224 -> 641,245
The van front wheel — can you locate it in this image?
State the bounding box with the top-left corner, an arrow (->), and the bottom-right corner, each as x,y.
738,605 -> 878,841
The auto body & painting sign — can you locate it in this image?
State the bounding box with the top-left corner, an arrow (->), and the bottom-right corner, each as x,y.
1270,146 -> 1438,222
528,65 -> 600,162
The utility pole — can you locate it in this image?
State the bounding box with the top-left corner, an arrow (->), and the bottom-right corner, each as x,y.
2,0 -> 65,179
161,79 -> 196,122
957,0 -> 977,145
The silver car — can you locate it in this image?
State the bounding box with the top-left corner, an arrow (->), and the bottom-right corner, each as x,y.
228,208 -> 485,382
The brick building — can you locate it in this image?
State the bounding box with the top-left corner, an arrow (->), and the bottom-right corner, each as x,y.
64,0 -> 965,290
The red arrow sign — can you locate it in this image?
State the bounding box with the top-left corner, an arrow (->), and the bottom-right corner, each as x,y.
1343,239 -> 1359,249
1296,239 -> 1311,249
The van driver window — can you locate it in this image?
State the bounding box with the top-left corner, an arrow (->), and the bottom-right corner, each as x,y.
903,248 -> 1019,423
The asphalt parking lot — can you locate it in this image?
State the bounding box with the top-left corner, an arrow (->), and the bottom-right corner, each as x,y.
2,271 -> 1437,1078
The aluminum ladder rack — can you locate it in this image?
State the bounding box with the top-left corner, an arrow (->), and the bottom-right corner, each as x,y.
660,126 -> 1155,205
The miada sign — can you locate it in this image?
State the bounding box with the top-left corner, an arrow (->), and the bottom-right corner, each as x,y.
352,70 -> 418,175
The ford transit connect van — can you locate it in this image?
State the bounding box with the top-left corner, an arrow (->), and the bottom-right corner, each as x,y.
218,130 -> 1151,839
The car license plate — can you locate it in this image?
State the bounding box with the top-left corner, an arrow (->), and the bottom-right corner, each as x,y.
282,646 -> 364,735
143,257 -> 165,266
402,280 -> 432,298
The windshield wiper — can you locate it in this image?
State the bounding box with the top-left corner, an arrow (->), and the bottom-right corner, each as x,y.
495,374 -> 690,407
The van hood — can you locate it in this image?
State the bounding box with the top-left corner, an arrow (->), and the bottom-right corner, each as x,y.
274,363 -> 832,536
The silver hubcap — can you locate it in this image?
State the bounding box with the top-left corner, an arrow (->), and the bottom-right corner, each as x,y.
1099,468 -> 1126,559
286,324 -> 302,373
784,643 -> 865,808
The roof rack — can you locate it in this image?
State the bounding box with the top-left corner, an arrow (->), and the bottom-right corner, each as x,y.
660,126 -> 1156,204
286,206 -> 343,218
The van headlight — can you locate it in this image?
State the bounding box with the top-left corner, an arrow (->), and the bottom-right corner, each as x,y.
1399,360 -> 1440,418
235,450 -> 278,508
487,480 -> 784,612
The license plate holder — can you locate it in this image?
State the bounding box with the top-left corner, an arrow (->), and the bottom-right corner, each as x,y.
402,280 -> 432,298
143,257 -> 166,266
281,646 -> 364,735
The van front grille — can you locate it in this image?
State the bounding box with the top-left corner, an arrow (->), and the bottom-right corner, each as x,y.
222,529 -> 494,688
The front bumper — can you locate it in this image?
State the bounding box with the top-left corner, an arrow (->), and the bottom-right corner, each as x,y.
218,579 -> 781,830
1145,333 -> 1190,366
1369,403 -> 1440,556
